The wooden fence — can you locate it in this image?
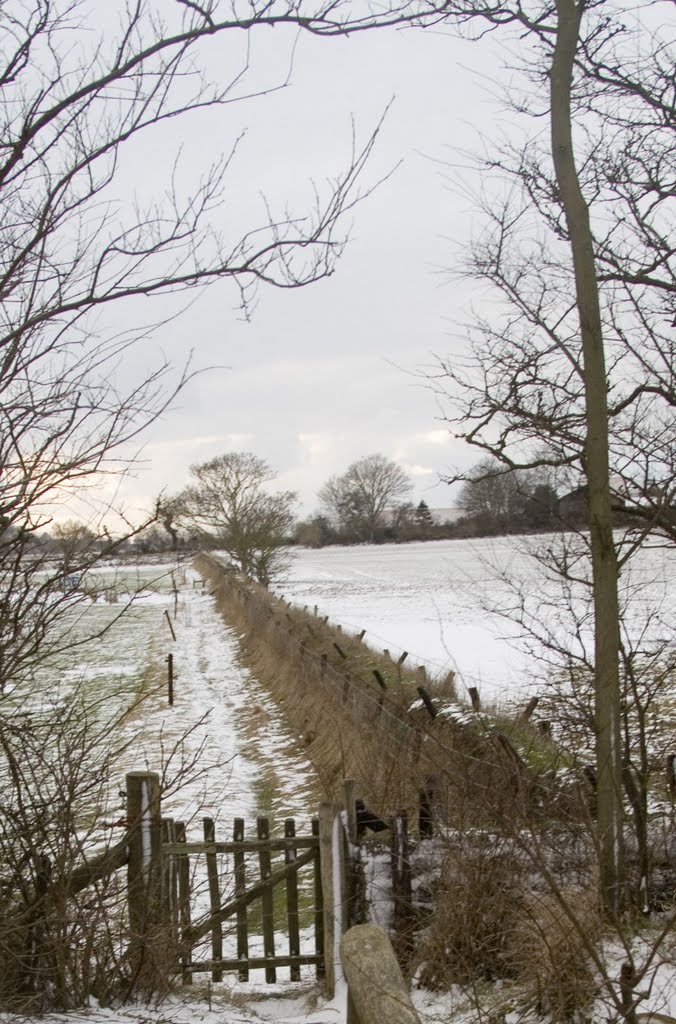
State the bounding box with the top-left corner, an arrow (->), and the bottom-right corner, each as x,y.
9,767 -> 419,1008
51,771 -> 404,998
79,773 -> 357,993
162,812 -> 326,984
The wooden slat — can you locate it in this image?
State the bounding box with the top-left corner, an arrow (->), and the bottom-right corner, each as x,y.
204,818 -> 223,982
185,953 -> 322,973
67,839 -> 128,896
176,822 -> 193,985
183,848 -> 315,946
164,837 -> 318,855
161,819 -> 178,955
284,819 -> 300,981
233,817 -> 248,982
258,817 -> 276,983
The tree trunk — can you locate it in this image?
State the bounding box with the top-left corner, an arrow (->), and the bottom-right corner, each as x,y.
550,0 -> 624,914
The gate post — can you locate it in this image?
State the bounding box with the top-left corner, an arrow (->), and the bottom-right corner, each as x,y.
341,924 -> 422,1024
319,801 -> 347,999
126,771 -> 164,992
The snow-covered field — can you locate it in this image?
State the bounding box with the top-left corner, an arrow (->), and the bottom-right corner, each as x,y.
28,561 -> 322,830
280,536 -> 676,705
11,539 -> 676,1024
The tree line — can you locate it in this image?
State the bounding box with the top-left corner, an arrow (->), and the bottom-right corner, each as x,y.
0,0 -> 672,1000
40,444 -> 659,586
40,449 -> 584,581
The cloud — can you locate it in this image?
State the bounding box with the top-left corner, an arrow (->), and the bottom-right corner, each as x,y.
143,433 -> 254,453
402,463 -> 436,478
418,429 -> 451,445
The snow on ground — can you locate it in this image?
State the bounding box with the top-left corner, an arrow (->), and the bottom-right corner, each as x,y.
34,561 -> 321,830
280,537 -> 531,704
279,536 -> 676,706
10,544 -> 676,1023
114,575 -> 321,829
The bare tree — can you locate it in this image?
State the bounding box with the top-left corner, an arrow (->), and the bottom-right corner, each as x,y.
457,458 -> 526,526
0,5 -> 384,1006
0,0 -> 384,692
50,521 -> 98,569
176,452 -> 296,585
457,459 -> 560,532
417,0 -> 674,913
318,453 -> 412,542
279,0 -> 669,917
155,495 -> 185,552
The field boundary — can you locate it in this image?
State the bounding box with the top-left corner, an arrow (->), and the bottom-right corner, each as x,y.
194,554 -> 545,826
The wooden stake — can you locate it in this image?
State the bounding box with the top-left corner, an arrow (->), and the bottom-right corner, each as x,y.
176,822 -> 192,985
167,653 -> 174,706
312,818 -> 324,981
233,818 -> 249,981
520,695 -> 540,721
285,819 -> 301,982
372,669 -> 387,690
417,686 -> 437,719
468,686 -> 481,711
204,818 -> 223,982
258,817 -> 276,983
164,609 -> 177,641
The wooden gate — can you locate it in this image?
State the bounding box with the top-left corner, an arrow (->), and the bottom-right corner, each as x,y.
161,814 -> 326,983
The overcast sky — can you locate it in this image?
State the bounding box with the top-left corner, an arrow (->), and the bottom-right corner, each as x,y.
83,17 -> 513,525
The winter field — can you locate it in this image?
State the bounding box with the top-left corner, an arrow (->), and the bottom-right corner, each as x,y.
281,535 -> 676,707
26,560 -> 322,828
9,536 -> 676,1024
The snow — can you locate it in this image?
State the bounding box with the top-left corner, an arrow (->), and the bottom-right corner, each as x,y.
278,537 -> 551,703
9,541 -> 676,1024
114,582 -> 319,827
31,564 -> 321,829
279,536 -> 676,706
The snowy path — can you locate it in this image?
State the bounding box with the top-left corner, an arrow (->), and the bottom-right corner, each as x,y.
20,552 -> 676,1024
115,579 -> 321,831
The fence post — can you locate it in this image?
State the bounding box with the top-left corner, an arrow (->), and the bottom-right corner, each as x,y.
319,801 -> 346,999
391,812 -> 414,967
468,686 -> 481,711
126,771 -> 164,992
166,653 -> 174,706
343,780 -> 367,928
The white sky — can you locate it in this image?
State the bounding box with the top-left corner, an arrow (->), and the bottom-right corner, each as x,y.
78,13 -> 514,525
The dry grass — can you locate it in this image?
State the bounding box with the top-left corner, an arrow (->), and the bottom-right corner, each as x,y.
415,839 -> 600,1021
194,555 -> 582,831
512,889 -> 601,1021
194,554 -> 605,1022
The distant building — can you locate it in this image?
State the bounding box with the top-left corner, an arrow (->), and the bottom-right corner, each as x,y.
557,484 -> 628,523
556,486 -> 587,521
